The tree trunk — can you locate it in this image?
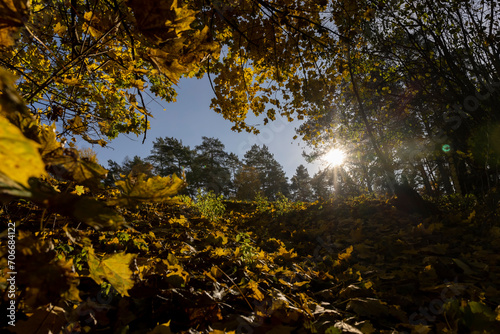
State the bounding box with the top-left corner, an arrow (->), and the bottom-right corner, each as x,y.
417,162 -> 434,197
346,45 -> 396,193
436,157 -> 454,194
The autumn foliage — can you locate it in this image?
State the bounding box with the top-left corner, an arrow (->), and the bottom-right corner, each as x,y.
1,0 -> 500,333
1,194 -> 500,332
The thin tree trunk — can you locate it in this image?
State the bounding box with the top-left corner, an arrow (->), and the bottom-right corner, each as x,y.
417,162 -> 434,197
346,44 -> 396,193
436,157 -> 454,194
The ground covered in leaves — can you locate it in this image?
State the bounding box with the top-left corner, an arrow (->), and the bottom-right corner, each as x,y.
2,194 -> 500,333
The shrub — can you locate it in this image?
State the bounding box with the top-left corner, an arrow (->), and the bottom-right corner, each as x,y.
235,232 -> 257,264
255,192 -> 270,213
436,193 -> 477,215
274,192 -> 293,216
194,189 -> 226,222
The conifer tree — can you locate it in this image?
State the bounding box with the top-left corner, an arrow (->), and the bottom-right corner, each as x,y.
290,165 -> 313,202
147,137 -> 193,177
243,145 -> 289,199
234,166 -> 262,200
191,137 -> 232,195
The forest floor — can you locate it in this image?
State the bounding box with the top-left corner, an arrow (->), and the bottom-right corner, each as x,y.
2,194 -> 500,333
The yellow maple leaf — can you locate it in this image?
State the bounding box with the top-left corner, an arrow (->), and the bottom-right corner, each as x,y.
87,247 -> 136,297
148,321 -> 173,334
109,173 -> 186,207
0,0 -> 29,47
246,280 -> 264,301
74,185 -> 85,196
0,115 -> 46,188
338,245 -> 354,261
213,247 -> 231,257
54,22 -> 67,36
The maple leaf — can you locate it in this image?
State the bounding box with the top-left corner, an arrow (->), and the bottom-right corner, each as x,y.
87,246 -> 136,297
45,150 -> 108,189
0,0 -> 29,47
74,185 -> 85,196
108,173 -> 186,207
53,22 -> 67,36
149,321 -> 174,334
11,305 -> 67,334
37,123 -> 63,157
0,69 -> 46,194
0,115 -> 46,188
128,0 -> 196,42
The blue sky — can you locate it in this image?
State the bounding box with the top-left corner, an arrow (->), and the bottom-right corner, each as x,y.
83,76 -> 322,178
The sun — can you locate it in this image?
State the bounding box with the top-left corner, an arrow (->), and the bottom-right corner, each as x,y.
323,148 -> 346,166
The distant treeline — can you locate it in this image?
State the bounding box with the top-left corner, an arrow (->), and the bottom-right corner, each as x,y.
104,136 -> 348,201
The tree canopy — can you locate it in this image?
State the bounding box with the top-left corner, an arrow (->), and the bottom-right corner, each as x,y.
2,0 -> 499,203
2,0 -> 219,145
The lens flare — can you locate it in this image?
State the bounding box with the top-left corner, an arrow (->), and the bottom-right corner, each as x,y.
324,148 -> 346,166
442,144 -> 451,153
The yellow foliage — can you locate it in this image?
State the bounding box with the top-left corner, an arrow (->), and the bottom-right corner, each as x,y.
87,246 -> 136,297
54,22 -> 67,36
0,115 -> 46,188
0,0 -> 29,47
109,173 -> 186,207
246,280 -> 265,301
338,245 -> 354,261
148,321 -> 173,334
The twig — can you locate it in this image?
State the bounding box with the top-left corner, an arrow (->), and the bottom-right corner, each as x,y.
26,19 -> 124,103
215,265 -> 255,312
137,89 -> 148,144
24,24 -> 61,67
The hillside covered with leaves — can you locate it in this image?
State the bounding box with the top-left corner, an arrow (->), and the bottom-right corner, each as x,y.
2,192 -> 500,333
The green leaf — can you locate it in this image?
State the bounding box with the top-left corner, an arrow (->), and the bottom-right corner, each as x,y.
469,301 -> 495,320
325,326 -> 342,334
87,247 -> 136,297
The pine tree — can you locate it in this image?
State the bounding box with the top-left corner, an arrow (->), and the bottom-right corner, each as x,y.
121,156 -> 154,178
191,137 -> 232,195
290,165 -> 313,202
234,166 -> 262,200
147,137 -> 193,177
243,145 -> 289,199
310,169 -> 335,200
